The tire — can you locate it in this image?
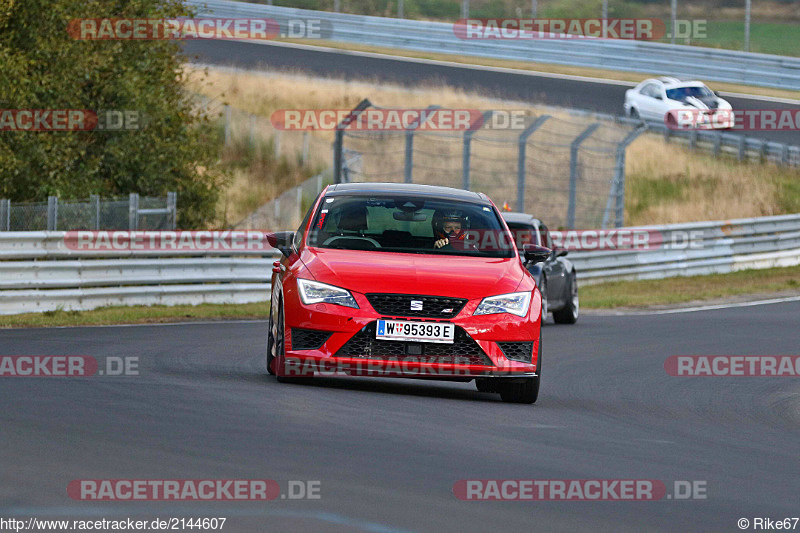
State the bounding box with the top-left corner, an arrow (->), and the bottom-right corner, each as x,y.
553,273 -> 579,324
630,107 -> 640,120
475,379 -> 497,393
274,298 -> 313,384
266,299 -> 276,375
539,276 -> 548,325
498,338 -> 541,404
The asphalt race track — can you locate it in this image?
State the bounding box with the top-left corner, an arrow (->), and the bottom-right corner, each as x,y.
183,40 -> 800,146
2,301 -> 799,532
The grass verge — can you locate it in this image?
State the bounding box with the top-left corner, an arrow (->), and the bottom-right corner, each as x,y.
0,302 -> 269,329
581,264 -> 800,309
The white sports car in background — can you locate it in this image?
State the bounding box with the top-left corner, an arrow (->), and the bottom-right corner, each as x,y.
624,77 -> 733,128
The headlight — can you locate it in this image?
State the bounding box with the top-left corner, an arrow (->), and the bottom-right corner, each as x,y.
474,291 -> 531,318
297,279 -> 359,309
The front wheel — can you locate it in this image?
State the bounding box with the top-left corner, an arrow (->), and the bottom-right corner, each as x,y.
499,378 -> 539,404
553,273 -> 579,324
266,299 -> 276,375
539,276 -> 548,325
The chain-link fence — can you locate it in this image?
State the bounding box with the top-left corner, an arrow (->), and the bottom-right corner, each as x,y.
333,101 -> 645,229
235,172 -> 333,230
0,193 -> 177,231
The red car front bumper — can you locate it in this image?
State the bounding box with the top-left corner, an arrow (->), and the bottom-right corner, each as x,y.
278,280 -> 541,380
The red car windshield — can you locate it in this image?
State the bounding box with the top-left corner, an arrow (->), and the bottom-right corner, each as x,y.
306,196 -> 515,258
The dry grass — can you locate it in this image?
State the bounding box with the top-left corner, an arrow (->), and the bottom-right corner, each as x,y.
624,135 -> 790,225
188,66 -> 799,228
637,0 -> 800,22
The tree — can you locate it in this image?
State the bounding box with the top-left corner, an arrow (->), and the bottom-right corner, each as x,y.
0,0 -> 223,227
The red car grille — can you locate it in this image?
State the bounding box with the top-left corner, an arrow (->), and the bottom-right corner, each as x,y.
335,322 -> 493,366
365,294 -> 467,319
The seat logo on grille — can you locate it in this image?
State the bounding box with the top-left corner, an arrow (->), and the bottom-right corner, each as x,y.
410,300 -> 423,311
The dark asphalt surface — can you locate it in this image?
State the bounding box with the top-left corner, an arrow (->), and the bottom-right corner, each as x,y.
2,301 -> 800,532
182,40 -> 800,146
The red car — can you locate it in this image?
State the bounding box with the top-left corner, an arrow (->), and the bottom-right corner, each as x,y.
266,183 -> 550,403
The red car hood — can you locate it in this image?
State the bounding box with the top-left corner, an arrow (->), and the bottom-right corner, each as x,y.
300,247 -> 524,300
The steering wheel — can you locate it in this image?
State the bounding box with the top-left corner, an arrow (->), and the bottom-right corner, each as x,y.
323,236 -> 382,248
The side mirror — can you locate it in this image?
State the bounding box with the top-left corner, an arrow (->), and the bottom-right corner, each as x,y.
523,244 -> 551,263
266,231 -> 296,257
557,249 -> 568,257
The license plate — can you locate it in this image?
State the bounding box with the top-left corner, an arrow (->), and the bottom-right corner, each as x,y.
376,320 -> 455,344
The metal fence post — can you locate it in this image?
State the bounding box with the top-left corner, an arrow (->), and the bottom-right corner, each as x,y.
333,99 -> 372,184
516,115 -> 550,212
224,105 -> 231,146
462,132 -> 472,190
405,129 -> 415,183
404,105 -> 439,184
47,196 -> 58,231
567,123 -> 600,229
602,125 -> 646,229
0,199 -> 9,231
738,136 -> 747,161
128,193 -> 139,230
462,111 -> 492,191
297,186 -> 303,224
167,191 -> 177,230
249,114 -> 256,150
90,194 -> 100,230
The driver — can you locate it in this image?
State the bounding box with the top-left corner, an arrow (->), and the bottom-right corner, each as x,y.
432,209 -> 467,249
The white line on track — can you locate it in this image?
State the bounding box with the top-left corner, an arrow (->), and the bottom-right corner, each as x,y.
596,295 -> 800,316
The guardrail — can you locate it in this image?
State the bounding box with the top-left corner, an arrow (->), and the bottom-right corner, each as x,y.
0,213 -> 798,314
188,0 -> 800,92
569,213 -> 800,284
0,232 -> 278,315
575,110 -> 800,167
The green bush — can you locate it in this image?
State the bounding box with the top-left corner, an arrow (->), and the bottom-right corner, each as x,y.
0,0 -> 224,228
